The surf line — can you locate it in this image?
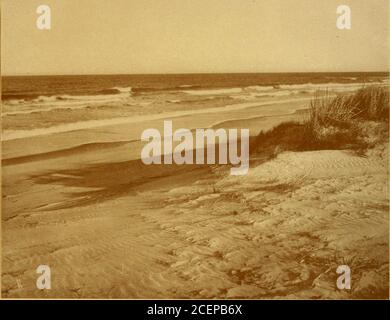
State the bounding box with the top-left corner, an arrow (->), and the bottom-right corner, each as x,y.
140,120 -> 249,175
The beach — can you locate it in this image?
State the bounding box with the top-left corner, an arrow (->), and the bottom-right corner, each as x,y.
1,74 -> 389,298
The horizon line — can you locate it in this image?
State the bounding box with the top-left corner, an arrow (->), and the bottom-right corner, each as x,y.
2,71 -> 390,77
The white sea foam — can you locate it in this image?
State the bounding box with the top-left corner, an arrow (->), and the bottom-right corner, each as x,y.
179,85 -> 198,88
2,87 -> 133,116
278,81 -> 387,91
183,88 -> 243,95
230,81 -> 389,101
112,86 -> 133,93
246,81 -> 389,98
2,97 -> 314,141
245,85 -> 275,91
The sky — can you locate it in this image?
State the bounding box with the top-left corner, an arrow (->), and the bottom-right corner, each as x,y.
1,0 -> 389,75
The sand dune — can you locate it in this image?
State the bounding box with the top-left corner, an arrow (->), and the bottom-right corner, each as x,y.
2,140 -> 388,298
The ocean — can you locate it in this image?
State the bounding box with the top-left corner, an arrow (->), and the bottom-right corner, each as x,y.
3,72 -> 389,101
2,72 -> 389,141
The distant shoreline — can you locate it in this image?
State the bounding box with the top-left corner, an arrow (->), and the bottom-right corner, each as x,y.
3,71 -> 389,78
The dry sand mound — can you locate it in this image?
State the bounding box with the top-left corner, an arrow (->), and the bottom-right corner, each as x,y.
2,143 -> 388,299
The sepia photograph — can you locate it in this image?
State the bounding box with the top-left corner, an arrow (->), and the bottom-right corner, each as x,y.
1,0 -> 389,301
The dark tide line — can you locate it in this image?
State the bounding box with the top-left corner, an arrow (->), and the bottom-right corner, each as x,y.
2,140 -> 136,166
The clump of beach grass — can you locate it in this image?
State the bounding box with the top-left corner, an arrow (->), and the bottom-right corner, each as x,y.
251,86 -> 389,158
347,85 -> 389,121
306,86 -> 389,146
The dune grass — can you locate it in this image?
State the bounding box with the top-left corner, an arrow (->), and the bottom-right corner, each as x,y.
251,86 -> 389,157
